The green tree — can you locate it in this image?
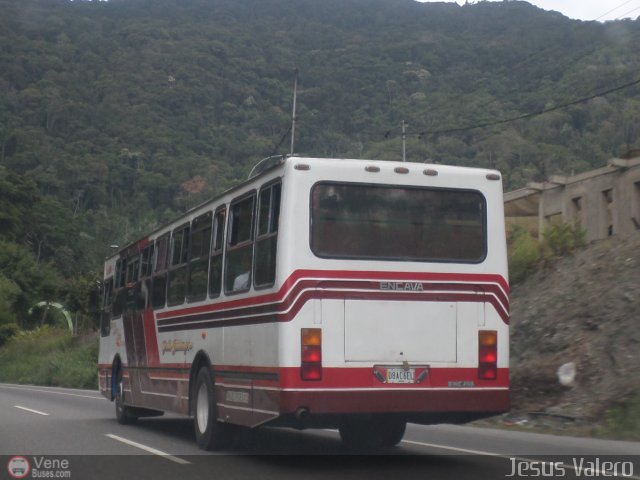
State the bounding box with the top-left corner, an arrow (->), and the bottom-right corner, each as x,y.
0,240 -> 61,327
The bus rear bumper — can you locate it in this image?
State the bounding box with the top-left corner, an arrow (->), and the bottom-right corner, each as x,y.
279,388 -> 510,417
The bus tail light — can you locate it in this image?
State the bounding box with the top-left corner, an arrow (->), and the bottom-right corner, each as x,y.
301,328 -> 322,381
478,330 -> 497,380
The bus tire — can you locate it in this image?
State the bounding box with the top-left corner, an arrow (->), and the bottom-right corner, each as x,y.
379,417 -> 406,447
338,417 -> 383,451
193,367 -> 229,451
114,367 -> 138,425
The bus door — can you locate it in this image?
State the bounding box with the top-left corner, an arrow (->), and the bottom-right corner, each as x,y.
121,254 -> 148,397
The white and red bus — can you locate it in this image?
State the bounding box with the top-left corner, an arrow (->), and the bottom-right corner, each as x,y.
98,156 -> 509,450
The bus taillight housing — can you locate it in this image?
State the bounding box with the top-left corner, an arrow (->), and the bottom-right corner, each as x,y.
478,330 -> 497,380
301,328 -> 322,381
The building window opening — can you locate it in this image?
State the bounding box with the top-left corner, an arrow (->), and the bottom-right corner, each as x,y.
571,197 -> 582,226
602,189 -> 613,236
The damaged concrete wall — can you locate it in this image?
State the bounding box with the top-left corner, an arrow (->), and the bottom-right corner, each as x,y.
504,155 -> 640,242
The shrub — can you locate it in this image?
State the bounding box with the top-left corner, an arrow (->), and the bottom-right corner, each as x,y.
542,222 -> 586,259
508,225 -> 541,284
0,326 -> 98,389
507,223 -> 587,284
0,274 -> 21,325
0,323 -> 19,347
601,390 -> 640,440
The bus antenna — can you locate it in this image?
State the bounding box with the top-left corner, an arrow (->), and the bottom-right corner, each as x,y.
290,68 -> 298,156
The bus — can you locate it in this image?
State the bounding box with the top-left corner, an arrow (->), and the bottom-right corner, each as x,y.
97,156 -> 509,450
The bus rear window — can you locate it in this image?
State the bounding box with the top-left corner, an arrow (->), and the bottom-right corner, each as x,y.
311,183 -> 486,262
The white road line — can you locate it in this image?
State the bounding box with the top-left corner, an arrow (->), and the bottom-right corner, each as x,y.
105,434 -> 190,464
401,439 -> 640,480
14,405 -> 49,416
402,439 -> 495,455
0,384 -> 103,400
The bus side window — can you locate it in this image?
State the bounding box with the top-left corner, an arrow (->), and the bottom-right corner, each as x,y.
126,255 -> 140,284
112,258 -> 126,318
100,278 -> 113,337
116,258 -> 127,289
138,243 -> 154,310
209,207 -> 226,298
167,224 -> 190,306
125,254 -> 141,310
255,182 -> 281,288
141,243 -> 155,278
152,234 -> 170,309
187,212 -> 212,303
225,194 -> 255,294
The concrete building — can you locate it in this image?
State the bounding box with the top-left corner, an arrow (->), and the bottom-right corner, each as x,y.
504,152 -> 640,242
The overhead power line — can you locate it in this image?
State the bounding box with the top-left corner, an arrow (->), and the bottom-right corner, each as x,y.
595,0 -> 638,20
415,1 -> 638,125
616,4 -> 640,19
409,75 -> 640,137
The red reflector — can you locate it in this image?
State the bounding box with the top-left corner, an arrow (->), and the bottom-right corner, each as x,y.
301,364 -> 322,381
301,328 -> 322,381
479,347 -> 497,363
302,345 -> 321,363
478,330 -> 498,380
478,364 -> 497,380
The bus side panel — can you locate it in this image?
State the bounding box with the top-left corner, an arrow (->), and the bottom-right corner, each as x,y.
98,317 -> 127,401
214,322 -> 280,427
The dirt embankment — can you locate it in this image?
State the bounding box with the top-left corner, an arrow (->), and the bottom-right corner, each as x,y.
505,233 -> 640,431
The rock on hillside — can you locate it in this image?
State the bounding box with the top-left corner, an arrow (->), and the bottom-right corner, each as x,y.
508,233 -> 640,423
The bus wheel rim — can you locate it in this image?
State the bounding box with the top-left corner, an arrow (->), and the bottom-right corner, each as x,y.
196,383 -> 209,433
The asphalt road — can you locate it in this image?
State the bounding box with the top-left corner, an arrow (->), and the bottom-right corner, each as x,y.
1,383 -> 638,480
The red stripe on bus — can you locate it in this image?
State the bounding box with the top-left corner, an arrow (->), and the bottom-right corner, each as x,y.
279,367 -> 509,389
99,363 -> 507,389
156,269 -> 509,320
155,271 -> 509,331
156,289 -> 509,332
156,280 -> 507,325
143,309 -> 160,365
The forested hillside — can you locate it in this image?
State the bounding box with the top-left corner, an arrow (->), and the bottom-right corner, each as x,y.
1,0 -> 639,326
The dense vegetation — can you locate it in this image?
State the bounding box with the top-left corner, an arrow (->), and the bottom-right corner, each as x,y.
1,0 -> 639,329
0,326 -> 98,388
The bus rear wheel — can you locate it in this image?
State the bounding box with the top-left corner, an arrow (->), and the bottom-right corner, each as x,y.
193,367 -> 230,451
114,367 -> 138,425
339,416 -> 406,450
379,417 -> 407,447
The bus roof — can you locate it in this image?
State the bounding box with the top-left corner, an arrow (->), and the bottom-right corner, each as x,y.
105,156 -> 501,263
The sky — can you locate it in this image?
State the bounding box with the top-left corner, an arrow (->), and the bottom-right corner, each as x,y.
416,0 -> 640,22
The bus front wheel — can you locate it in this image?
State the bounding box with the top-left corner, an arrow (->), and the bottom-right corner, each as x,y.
193,367 -> 230,451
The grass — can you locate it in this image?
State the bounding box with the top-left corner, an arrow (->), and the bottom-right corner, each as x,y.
0,326 -> 98,389
475,393 -> 640,441
599,390 -> 640,441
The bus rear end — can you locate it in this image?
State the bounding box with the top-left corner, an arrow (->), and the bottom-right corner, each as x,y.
276,157 -> 509,448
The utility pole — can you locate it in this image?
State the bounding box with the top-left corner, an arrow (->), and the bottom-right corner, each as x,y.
402,120 -> 407,162
290,68 -> 298,156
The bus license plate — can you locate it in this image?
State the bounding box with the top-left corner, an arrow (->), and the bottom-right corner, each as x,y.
386,368 -> 415,384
